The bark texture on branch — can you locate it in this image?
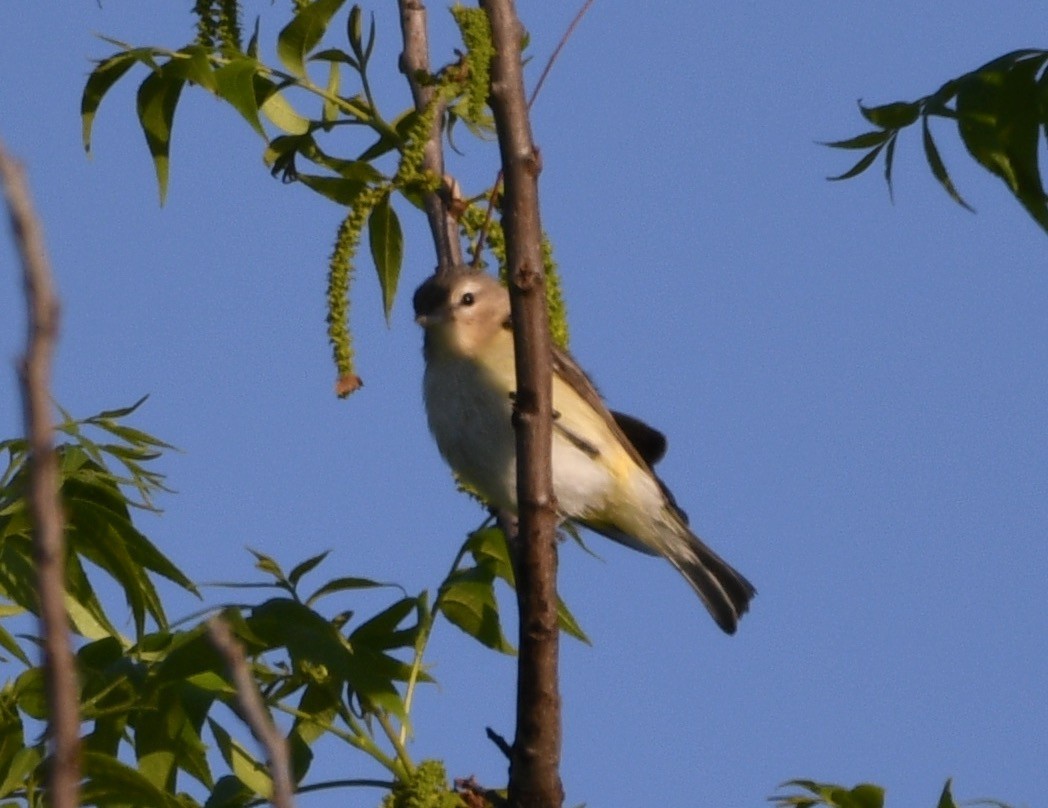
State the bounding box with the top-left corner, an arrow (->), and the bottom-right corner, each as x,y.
0,141 -> 81,808
397,0 -> 463,272
477,3 -> 563,806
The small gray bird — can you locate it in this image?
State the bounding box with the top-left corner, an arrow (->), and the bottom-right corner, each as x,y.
413,268 -> 755,634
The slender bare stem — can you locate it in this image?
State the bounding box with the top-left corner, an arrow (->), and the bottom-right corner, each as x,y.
207,617 -> 296,808
0,140 -> 81,808
397,0 -> 463,271
476,3 -> 563,806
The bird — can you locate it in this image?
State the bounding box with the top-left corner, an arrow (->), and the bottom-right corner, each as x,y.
413,267 -> 755,634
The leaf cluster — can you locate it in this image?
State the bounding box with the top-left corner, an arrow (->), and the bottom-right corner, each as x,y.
771,778 -> 1014,808
826,49 -> 1048,234
81,0 -> 570,400
0,400 -> 587,806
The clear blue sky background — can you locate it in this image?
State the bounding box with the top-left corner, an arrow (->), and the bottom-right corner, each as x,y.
2,2 -> 1046,807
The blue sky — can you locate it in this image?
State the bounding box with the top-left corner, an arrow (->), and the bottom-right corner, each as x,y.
2,2 -> 1047,807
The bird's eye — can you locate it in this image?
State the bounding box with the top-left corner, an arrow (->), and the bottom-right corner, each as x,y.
460,292 -> 475,306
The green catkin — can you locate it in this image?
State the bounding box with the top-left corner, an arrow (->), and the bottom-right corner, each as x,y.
449,5 -> 494,128
327,186 -> 386,395
217,0 -> 242,51
193,0 -> 218,49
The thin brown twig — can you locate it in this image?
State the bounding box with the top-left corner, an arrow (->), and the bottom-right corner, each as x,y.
0,140 -> 81,808
397,0 -> 463,272
527,0 -> 597,109
470,0 -> 596,269
207,616 -> 296,808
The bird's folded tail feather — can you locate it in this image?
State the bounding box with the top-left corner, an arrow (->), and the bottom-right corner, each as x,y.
665,529 -> 756,635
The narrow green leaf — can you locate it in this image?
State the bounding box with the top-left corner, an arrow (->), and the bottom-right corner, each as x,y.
214,58 -> 267,138
0,624 -> 29,666
827,142 -> 885,181
92,395 -> 150,421
82,49 -> 152,153
288,550 -> 330,586
922,115 -> 975,211
306,575 -> 394,606
135,67 -> 185,205
822,129 -> 892,150
859,99 -> 920,130
936,779 -> 958,808
883,132 -> 898,202
323,59 -> 341,125
276,0 -> 348,79
368,193 -> 403,324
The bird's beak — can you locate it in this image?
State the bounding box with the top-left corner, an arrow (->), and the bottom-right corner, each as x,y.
415,311 -> 446,327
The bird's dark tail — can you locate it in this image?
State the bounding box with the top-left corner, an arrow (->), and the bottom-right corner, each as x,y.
666,528 -> 756,634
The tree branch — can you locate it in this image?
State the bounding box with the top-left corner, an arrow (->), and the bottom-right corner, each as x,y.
207,616 -> 296,808
397,0 -> 463,272
0,140 -> 81,808
477,3 -> 562,807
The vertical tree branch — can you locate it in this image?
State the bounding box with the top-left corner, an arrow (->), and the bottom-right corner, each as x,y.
207,617 -> 296,808
477,3 -> 563,807
0,141 -> 81,808
397,0 -> 463,272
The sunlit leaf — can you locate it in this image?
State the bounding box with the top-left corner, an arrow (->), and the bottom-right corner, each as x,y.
82,49 -> 155,154
439,573 -> 514,655
368,192 -> 403,324
208,719 -> 273,798
260,90 -> 311,135
214,57 -> 268,138
276,0 -> 348,79
135,66 -> 185,205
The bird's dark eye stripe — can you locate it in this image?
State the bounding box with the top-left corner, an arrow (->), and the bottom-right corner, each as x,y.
461,292 -> 475,306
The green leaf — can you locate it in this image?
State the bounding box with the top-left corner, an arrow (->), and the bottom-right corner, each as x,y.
82,752 -> 186,808
81,49 -> 154,154
350,596 -> 417,650
936,779 -> 957,808
0,746 -> 41,799
368,192 -> 403,324
276,0 -> 348,79
822,129 -> 892,150
883,132 -> 898,202
827,142 -> 885,181
297,173 -> 366,205
957,57 -> 1048,233
306,575 -> 395,606
208,719 -> 273,798
0,623 -> 29,667
323,59 -> 341,125
439,575 -> 514,654
260,89 -> 311,135
859,100 -> 920,130
288,550 -> 331,586
135,66 -> 185,205
214,58 -> 267,138
922,114 -> 975,211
